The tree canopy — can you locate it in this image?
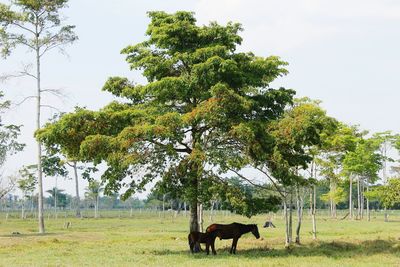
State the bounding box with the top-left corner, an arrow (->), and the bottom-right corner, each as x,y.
37,11 -> 296,231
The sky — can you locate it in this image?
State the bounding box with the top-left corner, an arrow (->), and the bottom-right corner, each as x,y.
0,0 -> 399,198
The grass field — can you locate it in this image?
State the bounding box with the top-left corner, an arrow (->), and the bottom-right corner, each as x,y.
0,210 -> 400,266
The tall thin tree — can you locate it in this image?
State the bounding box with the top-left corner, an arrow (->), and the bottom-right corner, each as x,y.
0,0 -> 77,233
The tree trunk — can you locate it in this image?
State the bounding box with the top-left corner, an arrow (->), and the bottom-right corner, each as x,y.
366,179 -> 370,222
384,207 -> 388,222
95,195 -> 99,218
198,203 -> 203,232
54,186 -> 57,219
162,194 -> 166,218
209,201 -> 214,222
21,197 -> 25,220
288,193 -> 293,244
311,185 -> 317,240
330,180 -> 337,218
283,199 -> 290,247
357,177 -> 361,219
360,178 -> 364,220
189,201 -> 199,232
73,162 -> 81,218
295,186 -> 303,244
36,37 -> 45,234
349,175 -> 353,220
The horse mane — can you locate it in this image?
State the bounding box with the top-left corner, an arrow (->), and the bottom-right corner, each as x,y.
233,222 -> 257,232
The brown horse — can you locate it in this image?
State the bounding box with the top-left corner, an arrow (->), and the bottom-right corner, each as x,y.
206,223 -> 260,254
188,231 -> 219,255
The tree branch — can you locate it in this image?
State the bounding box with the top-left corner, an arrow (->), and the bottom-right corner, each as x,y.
253,166 -> 286,197
14,95 -> 37,106
40,105 -> 62,112
11,21 -> 36,35
228,167 -> 286,196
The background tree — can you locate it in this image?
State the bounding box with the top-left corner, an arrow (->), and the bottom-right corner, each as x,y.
0,174 -> 16,200
85,180 -> 103,218
17,165 -> 37,219
0,0 -> 77,233
225,99 -> 337,246
317,124 -> 360,219
373,131 -> 398,221
342,137 -> 382,220
39,113 -> 86,218
365,178 -> 400,221
37,11 -> 294,232
0,89 -> 24,200
46,187 -> 68,209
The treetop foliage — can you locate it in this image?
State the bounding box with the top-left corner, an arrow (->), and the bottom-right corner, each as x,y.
0,0 -> 77,58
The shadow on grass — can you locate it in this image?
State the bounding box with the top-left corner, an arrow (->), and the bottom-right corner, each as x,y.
151,239 -> 400,259
0,232 -> 61,238
239,239 -> 400,259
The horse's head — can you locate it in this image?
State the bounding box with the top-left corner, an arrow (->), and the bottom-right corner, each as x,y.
251,224 -> 260,239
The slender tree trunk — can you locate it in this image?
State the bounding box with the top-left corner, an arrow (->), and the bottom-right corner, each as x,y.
309,189 -> 312,216
283,199 -> 290,247
360,178 -> 364,220
95,195 -> 99,218
382,144 -> 388,222
357,176 -> 361,219
288,192 -> 293,244
54,186 -> 57,219
198,203 -> 203,232
366,179 -> 370,221
36,34 -> 45,233
209,201 -> 214,222
311,185 -> 317,240
349,175 -> 353,220
384,207 -> 388,222
295,186 -> 303,244
162,194 -> 166,218
73,162 -> 81,218
184,201 -> 187,217
21,197 -> 25,219
330,180 -> 337,218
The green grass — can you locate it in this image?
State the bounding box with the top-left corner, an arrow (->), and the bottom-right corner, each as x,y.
0,210 -> 399,266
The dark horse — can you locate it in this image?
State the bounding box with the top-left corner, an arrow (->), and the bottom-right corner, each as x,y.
188,231 -> 219,255
206,223 -> 260,254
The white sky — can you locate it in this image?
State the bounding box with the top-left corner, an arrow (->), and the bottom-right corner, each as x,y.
0,0 -> 399,198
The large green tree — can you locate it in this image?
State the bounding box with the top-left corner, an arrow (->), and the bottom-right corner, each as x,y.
37,11 -> 294,232
0,0 -> 77,233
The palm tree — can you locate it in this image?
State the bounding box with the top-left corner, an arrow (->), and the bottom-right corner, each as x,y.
85,181 -> 103,218
46,187 -> 65,218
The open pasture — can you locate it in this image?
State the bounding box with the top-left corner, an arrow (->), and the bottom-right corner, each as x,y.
0,210 -> 400,266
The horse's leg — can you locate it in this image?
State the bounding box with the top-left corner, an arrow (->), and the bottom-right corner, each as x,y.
206,242 -> 210,255
229,238 -> 236,254
194,242 -> 201,253
211,239 -> 217,255
232,237 -> 239,254
188,235 -> 194,253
